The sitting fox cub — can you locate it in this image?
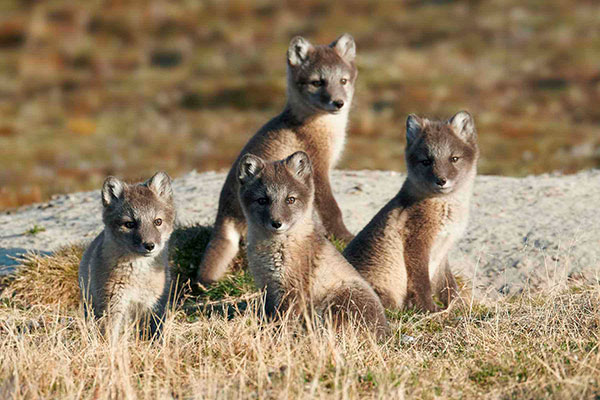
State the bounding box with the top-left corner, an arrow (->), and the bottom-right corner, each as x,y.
238,151 -> 389,338
197,33 -> 358,285
344,112 -> 479,312
79,172 -> 175,341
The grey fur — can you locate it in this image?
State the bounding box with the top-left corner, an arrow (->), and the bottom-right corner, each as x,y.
344,112 -> 479,311
239,152 -> 389,339
196,34 -> 358,285
79,172 -> 176,342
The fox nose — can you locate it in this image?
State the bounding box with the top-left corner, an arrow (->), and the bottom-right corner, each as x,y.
271,220 -> 282,229
333,99 -> 344,109
143,242 -> 155,251
436,178 -> 447,187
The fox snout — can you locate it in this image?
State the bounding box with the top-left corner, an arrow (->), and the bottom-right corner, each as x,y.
267,217 -> 288,233
319,91 -> 346,111
131,227 -> 163,254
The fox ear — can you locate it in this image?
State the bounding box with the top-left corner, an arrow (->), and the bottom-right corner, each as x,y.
146,171 -> 173,200
331,33 -> 356,62
101,176 -> 125,207
288,36 -> 313,67
449,111 -> 476,142
238,154 -> 265,185
406,114 -> 424,144
285,151 -> 312,180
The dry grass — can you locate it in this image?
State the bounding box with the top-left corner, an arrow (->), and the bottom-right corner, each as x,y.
1,235 -> 599,398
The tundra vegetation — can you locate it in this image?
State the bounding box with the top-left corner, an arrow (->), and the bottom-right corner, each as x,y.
1,226 -> 598,399
1,0 -> 600,209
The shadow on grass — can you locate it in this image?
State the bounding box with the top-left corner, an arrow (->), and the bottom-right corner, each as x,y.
169,223 -> 256,320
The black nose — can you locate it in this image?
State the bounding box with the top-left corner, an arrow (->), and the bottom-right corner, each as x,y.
143,242 -> 155,251
436,178 -> 447,187
271,221 -> 282,229
333,100 -> 344,109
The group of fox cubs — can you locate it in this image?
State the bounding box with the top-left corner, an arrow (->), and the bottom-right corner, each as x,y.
79,33 -> 479,341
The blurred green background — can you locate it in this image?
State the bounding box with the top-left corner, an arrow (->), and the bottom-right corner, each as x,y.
0,0 -> 599,209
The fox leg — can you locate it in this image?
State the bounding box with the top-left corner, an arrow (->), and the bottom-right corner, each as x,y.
432,256 -> 459,309
323,282 -> 390,340
196,217 -> 242,284
313,171 -> 354,243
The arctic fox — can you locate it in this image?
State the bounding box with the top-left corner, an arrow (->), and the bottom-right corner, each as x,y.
344,112 -> 479,311
197,34 -> 358,284
79,172 -> 175,341
238,151 -> 389,338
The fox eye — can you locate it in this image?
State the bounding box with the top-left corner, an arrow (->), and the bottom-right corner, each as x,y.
340,78 -> 348,85
286,196 -> 296,204
450,156 -> 460,163
311,80 -> 324,87
421,159 -> 432,167
257,197 -> 268,205
123,221 -> 135,229
154,218 -> 162,226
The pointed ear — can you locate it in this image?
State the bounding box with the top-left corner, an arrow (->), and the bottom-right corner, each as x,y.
285,151 -> 312,180
449,111 -> 476,142
146,171 -> 173,199
330,33 -> 356,62
238,154 -> 265,185
101,176 -> 125,207
288,36 -> 313,67
406,114 -> 424,144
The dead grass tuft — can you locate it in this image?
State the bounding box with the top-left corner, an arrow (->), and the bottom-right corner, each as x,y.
1,244 -> 84,310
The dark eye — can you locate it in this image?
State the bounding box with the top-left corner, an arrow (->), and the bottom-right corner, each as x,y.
286,196 -> 296,204
421,159 -> 432,167
257,198 -> 268,205
340,78 -> 348,85
311,80 -> 323,87
450,156 -> 460,163
154,218 -> 162,226
124,221 -> 135,229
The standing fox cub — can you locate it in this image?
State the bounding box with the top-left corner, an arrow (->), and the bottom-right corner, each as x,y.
344,112 -> 479,312
197,34 -> 357,284
79,172 -> 175,341
238,151 -> 389,338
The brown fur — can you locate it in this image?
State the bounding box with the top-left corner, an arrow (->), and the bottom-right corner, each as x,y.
239,152 -> 389,339
78,172 -> 175,341
197,34 -> 358,284
344,112 -> 478,311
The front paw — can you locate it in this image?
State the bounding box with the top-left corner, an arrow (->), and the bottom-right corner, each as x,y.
406,294 -> 440,313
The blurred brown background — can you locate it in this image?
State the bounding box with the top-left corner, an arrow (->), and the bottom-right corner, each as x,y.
0,0 -> 599,210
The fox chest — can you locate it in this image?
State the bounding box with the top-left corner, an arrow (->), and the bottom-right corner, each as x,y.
247,240 -> 290,291
107,260 -> 166,308
427,204 -> 468,278
247,240 -> 308,301
298,114 -> 348,168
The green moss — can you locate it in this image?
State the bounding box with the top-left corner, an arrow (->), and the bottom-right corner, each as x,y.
25,225 -> 46,236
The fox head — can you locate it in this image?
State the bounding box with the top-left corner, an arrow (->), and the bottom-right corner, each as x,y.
101,172 -> 175,256
404,111 -> 479,196
286,33 -> 357,114
238,151 -> 314,235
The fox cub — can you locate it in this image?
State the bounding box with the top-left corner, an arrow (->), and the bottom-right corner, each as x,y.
197,33 -> 358,285
344,112 -> 479,312
238,151 -> 389,338
79,172 -> 175,341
